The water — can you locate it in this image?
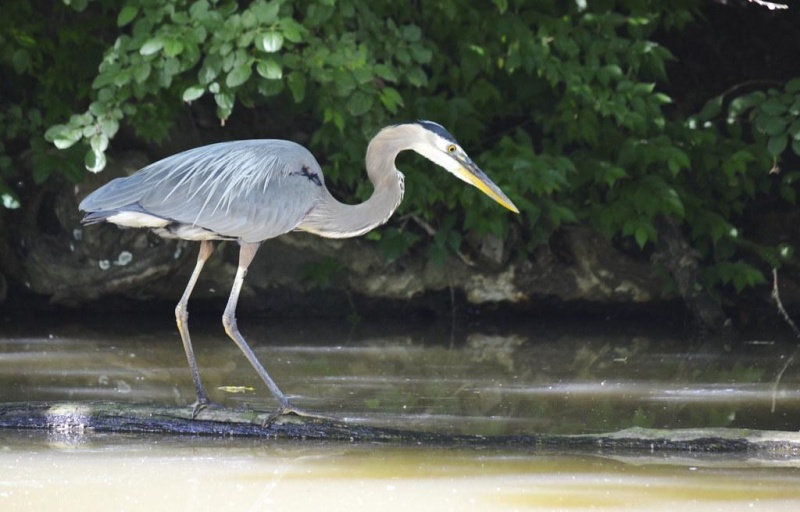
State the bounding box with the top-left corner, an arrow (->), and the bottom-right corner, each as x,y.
2,431 -> 799,512
1,313 -> 799,510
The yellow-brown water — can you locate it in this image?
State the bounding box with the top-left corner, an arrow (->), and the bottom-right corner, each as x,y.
1,314 -> 799,510
2,431 -> 799,512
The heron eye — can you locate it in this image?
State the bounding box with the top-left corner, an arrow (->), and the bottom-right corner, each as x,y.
447,145 -> 457,153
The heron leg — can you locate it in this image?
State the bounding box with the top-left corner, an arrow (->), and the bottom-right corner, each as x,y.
175,239 -> 215,417
221,242 -> 295,413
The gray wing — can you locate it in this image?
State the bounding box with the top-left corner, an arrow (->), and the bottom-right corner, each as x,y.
79,140 -> 326,243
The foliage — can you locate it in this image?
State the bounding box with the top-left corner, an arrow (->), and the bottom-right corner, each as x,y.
43,0 -> 435,172
688,77 -> 800,291
0,0 -> 111,207
1,0 -> 798,297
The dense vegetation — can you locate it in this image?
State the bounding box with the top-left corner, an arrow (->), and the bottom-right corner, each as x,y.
1,0 -> 798,312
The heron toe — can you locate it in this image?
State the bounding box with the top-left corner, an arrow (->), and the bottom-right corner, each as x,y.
190,396 -> 223,419
261,403 -> 339,427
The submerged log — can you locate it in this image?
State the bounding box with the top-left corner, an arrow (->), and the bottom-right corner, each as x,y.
1,401 -> 799,459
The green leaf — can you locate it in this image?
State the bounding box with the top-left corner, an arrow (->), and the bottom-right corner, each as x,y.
767,134 -> 788,156
117,5 -> 139,27
226,64 -> 252,88
65,0 -> 88,12
492,0 -> 509,14
133,62 -> 151,83
257,31 -> 284,53
256,60 -> 282,80
602,165 -> 627,186
45,125 -> 82,150
790,97 -> 800,116
789,119 -> 800,140
163,39 -> 185,58
406,67 -> 428,87
100,117 -> 120,138
402,25 -> 422,42
346,91 -> 374,116
721,262 -> 766,292
84,149 -> 107,173
761,100 -> 788,116
287,72 -> 306,102
374,64 -> 398,82
214,91 -> 234,110
661,188 -> 685,217
280,18 -> 305,43
786,77 -> 800,94
306,3 -> 334,27
622,220 -> 655,249
2,193 -> 20,210
632,82 -> 655,95
12,49 -> 31,74
695,95 -> 722,121
199,55 -> 221,84
634,226 -> 650,249
379,87 -> 403,114
602,64 -> 624,80
189,0 -> 210,19
257,79 -> 283,97
252,1 -> 280,24
759,115 -> 786,136
140,38 -> 165,56
427,242 -> 448,267
728,91 -> 765,117
654,92 -> 672,104
90,133 -> 109,154
378,228 -> 419,262
88,101 -> 108,116
410,45 -> 433,64
548,204 -> 578,226
323,107 -> 344,131
616,80 -> 634,93
182,85 -> 205,102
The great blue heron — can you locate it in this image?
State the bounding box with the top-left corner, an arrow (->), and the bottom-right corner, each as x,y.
79,120 -> 519,418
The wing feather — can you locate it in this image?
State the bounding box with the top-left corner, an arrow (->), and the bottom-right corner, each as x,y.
79,140 -> 325,242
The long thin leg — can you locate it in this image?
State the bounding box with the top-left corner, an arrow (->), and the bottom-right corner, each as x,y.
175,239 -> 215,416
222,242 -> 295,413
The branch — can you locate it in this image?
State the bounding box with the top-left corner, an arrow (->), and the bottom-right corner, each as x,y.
772,268 -> 800,337
748,0 -> 789,10
770,268 -> 800,413
401,214 -> 476,267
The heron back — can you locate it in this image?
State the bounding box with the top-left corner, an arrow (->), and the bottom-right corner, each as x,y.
79,140 -> 326,243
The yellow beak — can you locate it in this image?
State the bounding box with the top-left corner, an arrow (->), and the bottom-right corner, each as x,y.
454,157 -> 519,214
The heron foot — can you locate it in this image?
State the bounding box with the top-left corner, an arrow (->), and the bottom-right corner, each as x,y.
190,396 -> 223,419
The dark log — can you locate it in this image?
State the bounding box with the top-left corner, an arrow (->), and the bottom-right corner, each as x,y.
1,401 -> 799,459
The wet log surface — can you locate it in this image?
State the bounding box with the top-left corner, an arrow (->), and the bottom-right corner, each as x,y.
1,401 -> 799,459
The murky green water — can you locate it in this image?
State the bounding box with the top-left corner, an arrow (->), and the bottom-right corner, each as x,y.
1,314 -> 799,510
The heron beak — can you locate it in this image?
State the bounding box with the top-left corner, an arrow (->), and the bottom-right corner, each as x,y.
454,156 -> 520,214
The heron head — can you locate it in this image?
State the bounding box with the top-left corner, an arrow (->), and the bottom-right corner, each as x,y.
408,120 -> 519,213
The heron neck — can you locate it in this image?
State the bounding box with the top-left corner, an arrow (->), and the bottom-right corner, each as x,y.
298,125 -> 410,239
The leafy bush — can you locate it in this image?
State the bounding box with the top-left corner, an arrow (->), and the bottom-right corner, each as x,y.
0,0 -> 110,207
2,0 -> 797,297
